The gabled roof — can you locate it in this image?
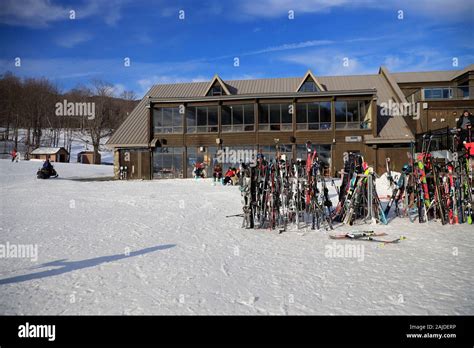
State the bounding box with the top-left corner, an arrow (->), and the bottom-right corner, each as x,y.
30,147 -> 67,155
378,66 -> 407,103
295,70 -> 326,92
204,74 -> 231,96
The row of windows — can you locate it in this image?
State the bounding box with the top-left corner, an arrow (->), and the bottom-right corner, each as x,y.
335,101 -> 371,129
258,103 -> 293,131
423,87 -> 453,100
423,86 -> 470,100
296,102 -> 331,130
152,101 -> 371,134
221,104 -> 255,132
186,106 -> 219,133
152,145 -> 332,179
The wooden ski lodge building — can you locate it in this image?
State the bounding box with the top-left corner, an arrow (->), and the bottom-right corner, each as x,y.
107,65 -> 474,179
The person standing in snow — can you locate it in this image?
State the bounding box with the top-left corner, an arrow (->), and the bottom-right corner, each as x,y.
11,148 -> 18,162
457,110 -> 474,149
213,163 -> 223,183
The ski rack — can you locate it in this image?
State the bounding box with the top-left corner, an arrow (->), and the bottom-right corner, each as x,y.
239,144 -> 334,232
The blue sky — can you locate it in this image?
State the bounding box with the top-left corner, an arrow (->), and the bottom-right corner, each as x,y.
0,0 -> 473,97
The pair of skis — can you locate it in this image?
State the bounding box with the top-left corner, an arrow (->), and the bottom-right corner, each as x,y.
329,230 -> 402,244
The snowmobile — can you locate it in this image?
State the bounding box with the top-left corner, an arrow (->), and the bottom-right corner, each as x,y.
36,166 -> 58,179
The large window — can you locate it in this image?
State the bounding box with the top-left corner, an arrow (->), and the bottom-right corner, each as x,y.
221,104 -> 255,132
296,101 -> 332,130
335,101 -> 371,129
258,103 -> 292,131
186,106 -> 218,133
153,107 -> 183,133
153,147 -> 184,179
423,87 -> 453,100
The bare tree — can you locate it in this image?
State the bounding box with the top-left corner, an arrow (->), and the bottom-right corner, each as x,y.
0,72 -> 22,142
87,80 -> 116,164
0,73 -> 138,162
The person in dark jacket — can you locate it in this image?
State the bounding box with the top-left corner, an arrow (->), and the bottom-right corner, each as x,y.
213,163 -> 223,183
456,110 -> 474,149
43,158 -> 53,170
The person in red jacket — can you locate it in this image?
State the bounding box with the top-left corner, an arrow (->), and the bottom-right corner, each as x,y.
223,167 -> 236,185
193,162 -> 205,178
11,148 -> 18,162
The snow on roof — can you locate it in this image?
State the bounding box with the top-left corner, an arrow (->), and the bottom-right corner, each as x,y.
30,147 -> 66,155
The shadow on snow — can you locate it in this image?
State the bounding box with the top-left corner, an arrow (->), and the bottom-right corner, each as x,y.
0,244 -> 176,285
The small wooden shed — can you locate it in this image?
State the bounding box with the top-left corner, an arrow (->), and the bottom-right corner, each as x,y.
77,151 -> 100,164
30,147 -> 69,162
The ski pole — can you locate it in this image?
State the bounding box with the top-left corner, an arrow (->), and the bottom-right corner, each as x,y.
225,213 -> 244,218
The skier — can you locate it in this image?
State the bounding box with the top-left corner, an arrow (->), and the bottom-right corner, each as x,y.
456,110 -> 474,150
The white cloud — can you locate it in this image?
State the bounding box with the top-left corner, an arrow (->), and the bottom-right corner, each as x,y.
238,0 -> 352,18
281,48 -> 378,75
237,0 -> 473,21
0,0 -> 129,28
244,40 -> 334,56
113,83 -> 126,96
0,0 -> 68,27
383,56 -> 403,71
55,31 -> 93,48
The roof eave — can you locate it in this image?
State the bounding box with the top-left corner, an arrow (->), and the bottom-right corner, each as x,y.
149,89 -> 377,103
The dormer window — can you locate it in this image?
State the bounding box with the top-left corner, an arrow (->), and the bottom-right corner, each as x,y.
296,70 -> 325,93
208,84 -> 224,96
299,79 -> 319,92
204,75 -> 231,97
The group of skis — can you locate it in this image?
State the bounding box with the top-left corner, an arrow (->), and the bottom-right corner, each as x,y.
384,128 -> 473,225
239,141 -> 333,232
239,142 -> 388,232
237,129 -> 473,231
331,152 -> 388,226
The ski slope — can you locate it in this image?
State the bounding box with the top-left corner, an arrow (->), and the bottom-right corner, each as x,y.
0,159 -> 473,315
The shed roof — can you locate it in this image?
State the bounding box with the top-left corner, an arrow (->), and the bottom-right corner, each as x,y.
391,70 -> 459,83
30,147 -> 67,155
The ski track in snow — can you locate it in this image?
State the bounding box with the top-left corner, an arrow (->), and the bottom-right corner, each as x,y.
0,159 -> 473,315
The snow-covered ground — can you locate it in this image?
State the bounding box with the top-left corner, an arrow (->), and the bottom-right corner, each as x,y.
0,159 -> 473,315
